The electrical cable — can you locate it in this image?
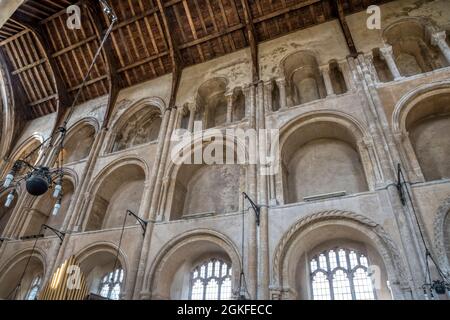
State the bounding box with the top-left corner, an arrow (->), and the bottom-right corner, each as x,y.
398,166 -> 449,284
111,211 -> 127,283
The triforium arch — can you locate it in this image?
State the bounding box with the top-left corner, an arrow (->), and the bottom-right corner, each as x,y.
281,50 -> 326,107
59,117 -> 99,164
162,134 -> 248,221
194,77 -> 229,129
382,18 -> 448,77
74,242 -> 129,299
144,230 -> 242,300
0,248 -> 46,300
2,134 -> 44,177
81,157 -> 148,231
433,197 -> 450,276
18,168 -> 77,237
392,80 -> 450,182
105,97 -> 165,154
277,111 -> 377,205
271,210 -> 411,300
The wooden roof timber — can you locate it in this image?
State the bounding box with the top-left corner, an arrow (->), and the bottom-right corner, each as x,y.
0,0 -> 395,121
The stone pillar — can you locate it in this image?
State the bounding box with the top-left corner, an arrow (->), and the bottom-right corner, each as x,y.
364,53 -> 380,83
187,103 -> 196,132
431,31 -> 450,64
275,78 -> 287,109
225,91 -> 234,123
264,80 -> 273,112
320,65 -> 335,97
380,45 -> 402,80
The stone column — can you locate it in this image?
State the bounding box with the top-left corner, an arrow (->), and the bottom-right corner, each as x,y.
225,91 -> 234,123
364,53 -> 380,83
187,103 -> 196,132
264,80 -> 273,112
431,31 -> 450,64
380,45 -> 402,80
275,78 -> 287,109
320,65 -> 335,97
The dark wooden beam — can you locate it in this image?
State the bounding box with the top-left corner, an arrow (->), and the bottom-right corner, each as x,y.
239,0 -> 259,82
84,1 -> 122,130
156,0 -> 183,109
335,0 -> 358,57
9,12 -> 71,131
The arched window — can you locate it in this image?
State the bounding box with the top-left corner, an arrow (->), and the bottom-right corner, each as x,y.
310,248 -> 375,300
189,259 -> 232,300
25,275 -> 42,300
98,269 -> 123,300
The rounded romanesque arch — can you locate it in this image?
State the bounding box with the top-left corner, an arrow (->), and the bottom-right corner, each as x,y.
2,134 -> 44,177
382,18 -> 448,77
0,60 -> 15,161
272,210 -> 411,300
60,117 -> 99,164
82,157 -> 148,231
195,78 -> 229,129
277,111 -> 378,204
164,134 -> 248,221
392,81 -> 450,182
106,97 -> 166,154
0,248 -> 46,300
281,50 -> 326,106
144,229 -> 241,300
75,242 -> 129,299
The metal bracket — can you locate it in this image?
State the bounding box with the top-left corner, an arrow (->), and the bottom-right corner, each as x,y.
42,224 -> 66,245
243,192 -> 261,226
396,163 -> 406,206
127,210 -> 148,236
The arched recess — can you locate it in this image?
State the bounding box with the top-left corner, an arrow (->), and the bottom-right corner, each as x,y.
145,230 -> 241,300
272,210 -> 410,300
0,248 -> 46,300
20,170 -> 77,237
393,81 -> 450,182
281,51 -> 326,107
433,197 -> 450,276
278,112 -> 374,204
107,98 -> 164,154
83,158 -> 147,231
232,88 -> 246,122
62,118 -> 98,164
382,18 -> 448,77
195,78 -> 228,129
75,242 -> 128,299
2,134 -> 44,177
165,137 -> 246,221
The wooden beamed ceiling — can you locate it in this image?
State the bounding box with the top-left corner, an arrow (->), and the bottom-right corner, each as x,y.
0,0 -> 393,120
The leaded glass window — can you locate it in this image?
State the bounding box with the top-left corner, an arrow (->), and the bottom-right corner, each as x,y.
25,275 -> 42,300
189,259 -> 232,300
98,268 -> 124,300
310,248 -> 375,300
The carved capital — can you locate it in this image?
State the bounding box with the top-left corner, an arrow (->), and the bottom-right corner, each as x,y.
379,45 -> 394,59
431,31 -> 447,46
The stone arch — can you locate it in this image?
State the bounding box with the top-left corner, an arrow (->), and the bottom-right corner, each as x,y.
83,157 -> 148,231
144,229 -> 241,300
382,18 -> 447,76
0,60 -> 15,161
195,77 -> 229,129
20,170 -> 77,237
163,133 -> 248,221
281,50 -> 326,106
3,134 -> 44,177
0,248 -> 46,299
433,197 -> 450,276
392,80 -> 450,181
106,97 -> 165,154
74,242 -> 129,298
60,117 -> 99,164
278,111 -> 376,204
272,210 -> 410,300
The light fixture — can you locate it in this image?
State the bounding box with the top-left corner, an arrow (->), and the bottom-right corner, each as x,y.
4,190 -> 15,207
